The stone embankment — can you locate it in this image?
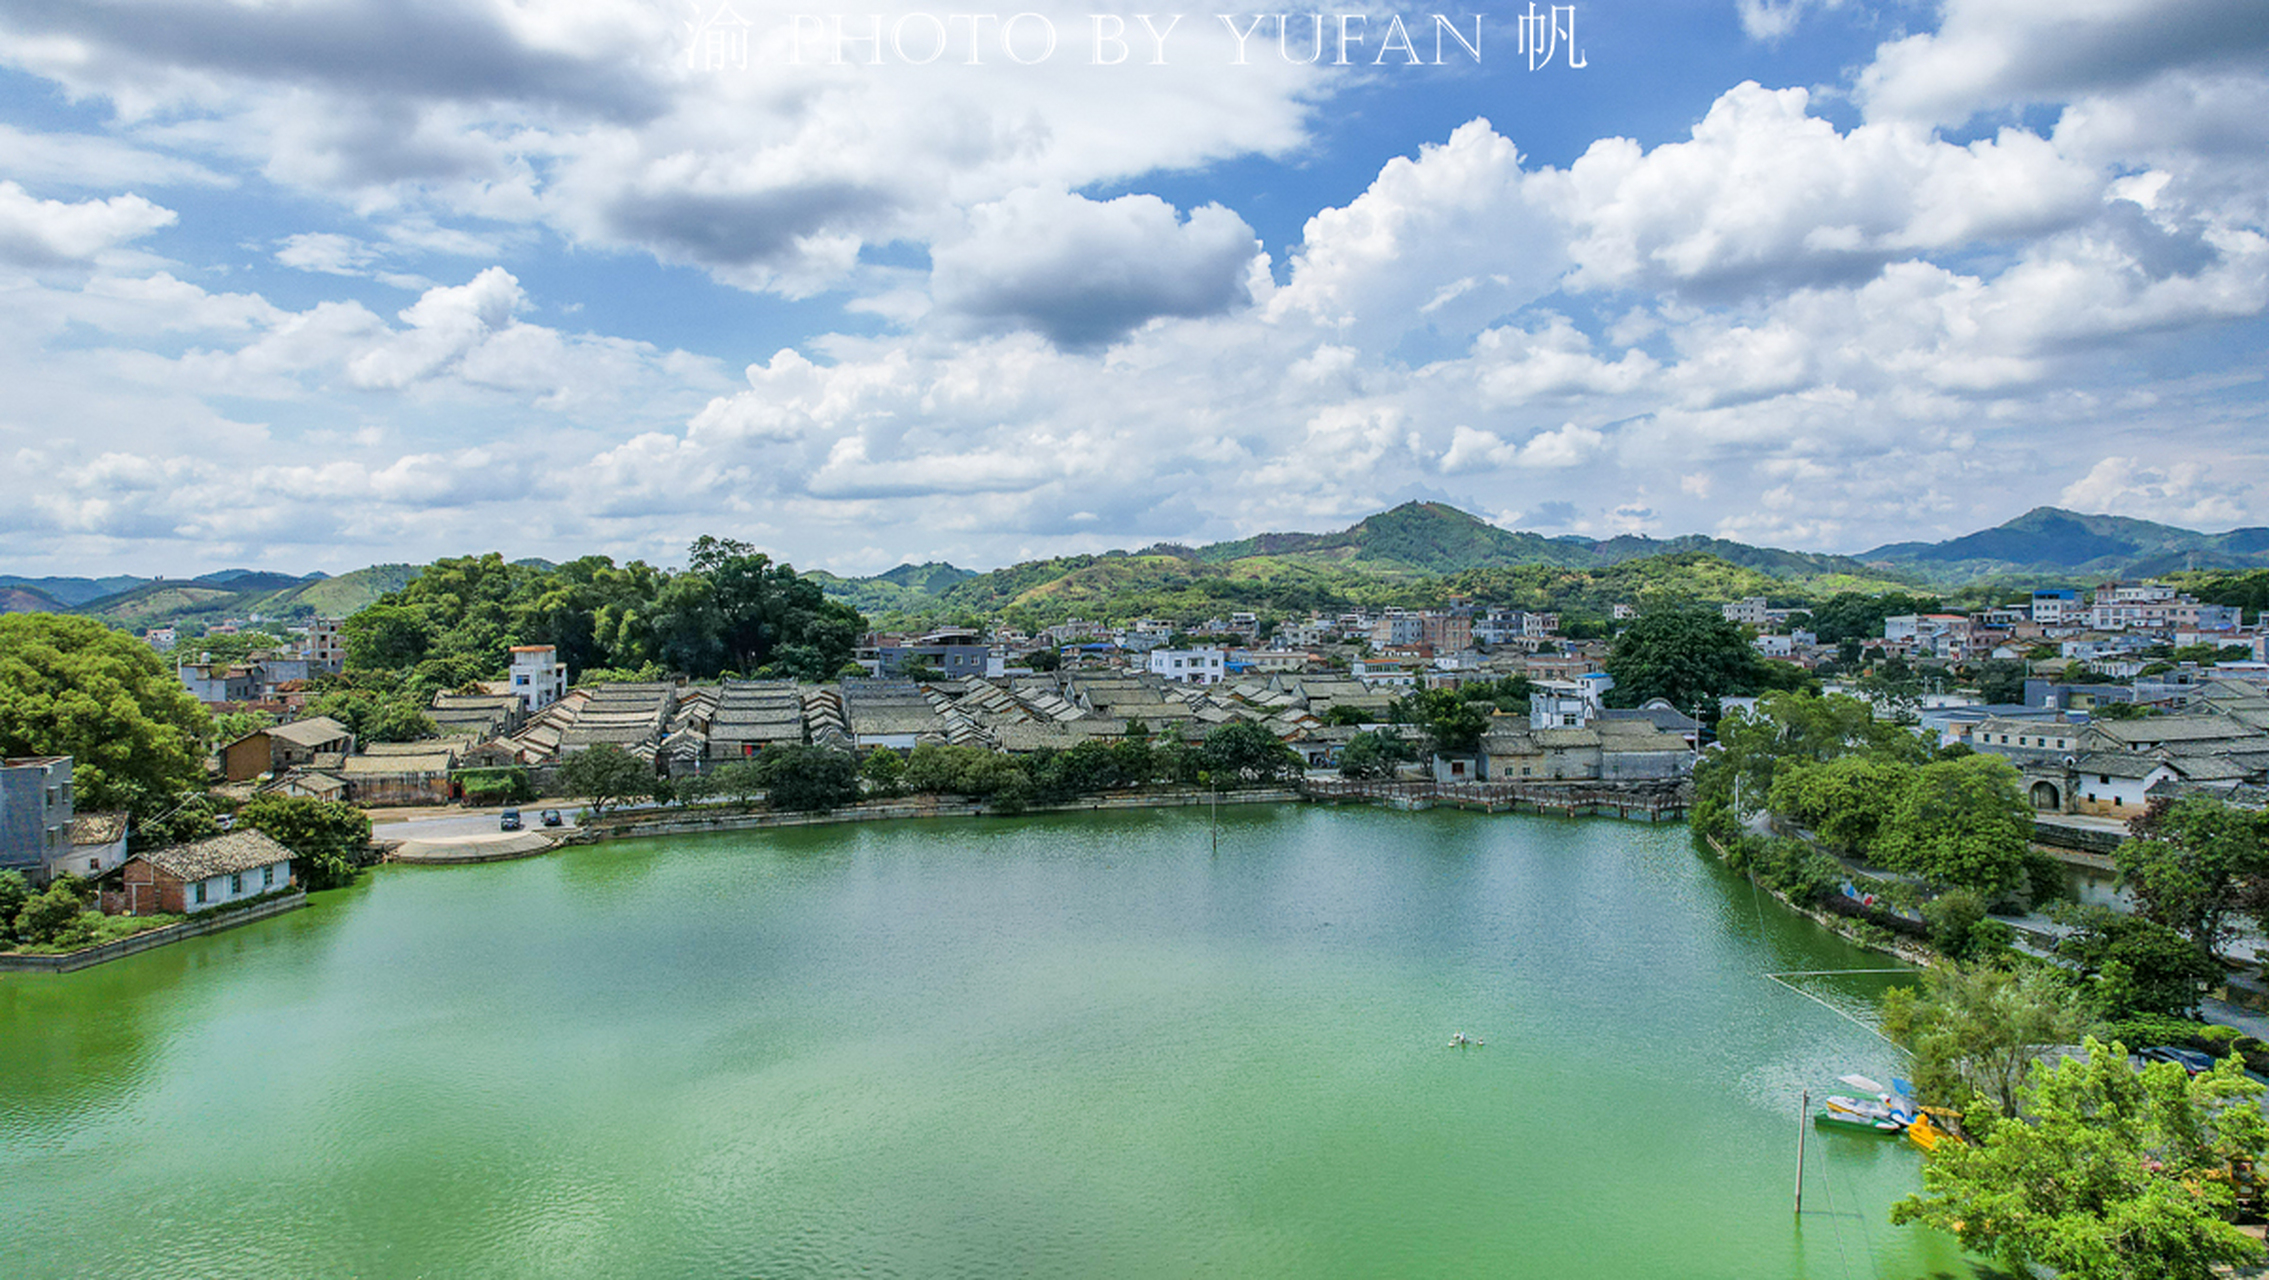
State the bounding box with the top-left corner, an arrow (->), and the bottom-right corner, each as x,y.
567,788 -> 1305,843
0,891 -> 309,974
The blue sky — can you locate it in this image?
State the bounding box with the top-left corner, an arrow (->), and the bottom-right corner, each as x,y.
1,0 -> 2265,576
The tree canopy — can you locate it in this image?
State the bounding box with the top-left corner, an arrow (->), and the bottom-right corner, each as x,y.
559,744 -> 652,813
238,795 -> 371,891
1880,963 -> 2090,1118
1604,606 -> 1774,717
0,613 -> 211,816
2113,795 -> 2269,957
1891,1037 -> 2267,1280
1873,754 -> 2035,901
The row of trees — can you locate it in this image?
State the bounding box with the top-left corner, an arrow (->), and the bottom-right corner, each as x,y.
560,724 -> 1306,817
306,538 -> 869,740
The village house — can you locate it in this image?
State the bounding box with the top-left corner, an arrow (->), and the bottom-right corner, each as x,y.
509,644 -> 569,711
56,812 -> 129,883
219,715 -> 356,783
115,830 -> 295,917
1,755 -> 74,883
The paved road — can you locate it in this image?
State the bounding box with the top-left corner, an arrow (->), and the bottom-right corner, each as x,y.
371,806 -> 579,842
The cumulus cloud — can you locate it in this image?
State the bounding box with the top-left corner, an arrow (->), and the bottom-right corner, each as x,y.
930,188 -> 1259,347
0,181 -> 175,265
1544,83 -> 2102,298
4,0 -> 2269,571
1271,120 -> 1565,348
2058,456 -> 2253,526
1859,0 -> 2269,126
0,0 -> 1320,298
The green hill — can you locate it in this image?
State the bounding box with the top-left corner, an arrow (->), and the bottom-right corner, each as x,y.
261,564 -> 422,617
1864,507 -> 2269,584
0,574 -> 148,606
819,502 -> 1929,627
0,584 -> 66,614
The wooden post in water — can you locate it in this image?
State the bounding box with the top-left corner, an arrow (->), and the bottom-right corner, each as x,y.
1794,1089 -> 1808,1216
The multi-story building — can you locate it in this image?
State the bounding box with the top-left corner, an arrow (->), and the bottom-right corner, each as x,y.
307,617 -> 346,674
1370,615 -> 1425,647
1,756 -> 73,883
1148,647 -> 1225,684
1419,613 -> 1472,652
509,644 -> 569,710
2030,589 -> 2080,627
1722,597 -> 1771,626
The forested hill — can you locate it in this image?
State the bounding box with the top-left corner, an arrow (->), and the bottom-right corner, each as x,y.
1863,507 -> 2269,583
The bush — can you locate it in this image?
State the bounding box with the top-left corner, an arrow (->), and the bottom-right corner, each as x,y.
861,748 -> 906,798
1924,889 -> 2013,963
0,869 -> 27,943
754,745 -> 862,812
239,795 -> 373,892
12,884 -> 86,946
457,767 -> 535,805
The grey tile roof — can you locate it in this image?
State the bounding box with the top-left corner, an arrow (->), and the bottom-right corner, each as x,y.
140,830 -> 295,881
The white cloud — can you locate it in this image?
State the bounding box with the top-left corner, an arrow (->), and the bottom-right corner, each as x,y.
2057,456 -> 2252,526
1270,119 -> 1565,349
930,188 -> 1259,348
0,181 -> 175,266
1858,0 -> 2269,127
0,123 -> 230,189
1544,83 -> 2102,298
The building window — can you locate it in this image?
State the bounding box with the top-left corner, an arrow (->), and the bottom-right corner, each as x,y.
230,873 -> 244,895
194,882 -> 207,905
263,865 -> 275,888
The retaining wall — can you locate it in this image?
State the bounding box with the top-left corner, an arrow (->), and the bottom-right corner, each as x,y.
0,891 -> 309,974
571,788 -> 1305,843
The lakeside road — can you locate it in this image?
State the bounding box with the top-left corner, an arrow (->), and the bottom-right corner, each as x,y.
368,804 -> 582,842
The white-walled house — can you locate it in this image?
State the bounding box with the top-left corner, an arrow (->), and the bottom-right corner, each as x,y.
1148,647 -> 1225,684
509,644 -> 568,711
118,831 -> 296,916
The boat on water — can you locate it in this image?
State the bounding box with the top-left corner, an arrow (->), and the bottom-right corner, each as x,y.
1815,1109 -> 1905,1135
1906,1111 -> 1945,1151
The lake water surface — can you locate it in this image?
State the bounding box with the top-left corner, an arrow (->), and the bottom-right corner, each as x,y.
1,805 -> 1972,1278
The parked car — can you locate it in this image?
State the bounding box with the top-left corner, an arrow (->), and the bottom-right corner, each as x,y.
499,809 -> 523,832
2140,1045 -> 2214,1075
540,809 -> 563,827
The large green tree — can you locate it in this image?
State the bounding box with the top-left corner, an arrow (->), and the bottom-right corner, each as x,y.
558,744 -> 652,814
0,614 -> 211,816
1891,1038 -> 2267,1280
753,745 -> 863,812
1604,606 -> 1768,717
1874,754 -> 2034,900
2055,905 -> 2224,1020
1765,753 -> 1919,855
1880,963 -> 2091,1117
2113,796 -> 2269,956
1199,720 -> 1302,787
238,795 -> 372,891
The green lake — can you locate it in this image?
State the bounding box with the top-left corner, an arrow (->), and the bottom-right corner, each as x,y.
0,805 -> 1973,1278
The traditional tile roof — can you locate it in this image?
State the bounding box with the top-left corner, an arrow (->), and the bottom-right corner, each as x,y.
70,811 -> 129,846
138,830 -> 295,881
341,751 -> 457,774
265,715 -> 353,747
2072,751 -> 2167,779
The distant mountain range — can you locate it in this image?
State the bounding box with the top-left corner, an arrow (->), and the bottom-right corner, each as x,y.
1861,507 -> 2269,583
6,504 -> 2266,631
0,565 -> 420,627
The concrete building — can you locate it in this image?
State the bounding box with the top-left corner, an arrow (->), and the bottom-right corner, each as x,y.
1,756 -> 73,882
117,831 -> 295,916
1149,647 -> 1226,684
509,644 -> 568,711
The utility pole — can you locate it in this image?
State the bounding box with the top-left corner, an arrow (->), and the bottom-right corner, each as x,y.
1794,1089 -> 1808,1216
